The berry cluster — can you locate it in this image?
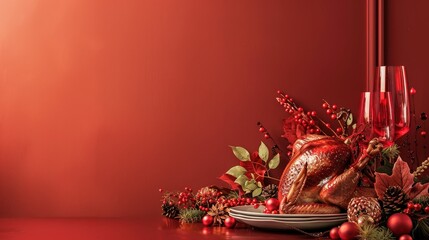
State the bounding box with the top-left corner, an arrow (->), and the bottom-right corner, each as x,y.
217,197 -> 262,209
276,91 -> 320,135
160,187 -> 196,210
403,201 -> 429,214
196,188 -> 223,212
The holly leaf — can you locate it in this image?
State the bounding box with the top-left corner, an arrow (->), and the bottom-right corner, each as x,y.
234,175 -> 248,187
252,187 -> 262,197
230,146 -> 250,161
375,157 -> 419,199
268,153 -> 280,169
346,113 -> 353,126
226,166 -> 247,178
258,141 -> 269,162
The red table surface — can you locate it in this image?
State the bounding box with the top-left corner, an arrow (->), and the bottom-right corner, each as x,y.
0,217 -> 318,240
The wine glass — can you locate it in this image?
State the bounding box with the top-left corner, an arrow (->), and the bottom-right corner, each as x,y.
371,92 -> 395,145
358,92 -> 374,142
358,92 -> 395,145
373,66 -> 410,140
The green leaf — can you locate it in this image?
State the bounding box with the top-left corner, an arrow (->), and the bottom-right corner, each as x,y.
346,113 -> 353,126
268,153 -> 280,169
226,166 -> 247,178
257,181 -> 262,188
245,182 -> 258,191
252,188 -> 262,197
230,146 -> 250,161
258,141 -> 269,162
234,175 -> 248,187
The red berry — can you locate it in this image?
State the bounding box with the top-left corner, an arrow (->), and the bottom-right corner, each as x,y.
224,217 -> 236,228
425,206 -> 429,214
325,123 -> 331,128
309,120 -> 315,125
336,128 -> 343,134
421,131 -> 427,137
276,90 -> 282,94
326,109 -> 333,114
332,104 -> 337,110
309,129 -> 315,134
158,188 -> 163,193
265,198 -> 280,211
407,202 -> 414,210
264,133 -> 270,139
253,204 -> 259,209
311,111 -> 317,117
329,227 -> 340,239
410,87 -> 416,95
414,203 -> 422,212
298,107 -> 304,112
271,210 -> 279,214
202,215 -> 214,226
259,127 -> 266,132
322,103 -> 329,109
316,128 -> 321,134
330,114 -> 337,120
288,110 -> 293,114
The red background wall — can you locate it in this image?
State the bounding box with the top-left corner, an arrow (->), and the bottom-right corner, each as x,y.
384,0 -> 429,167
0,0 -> 368,217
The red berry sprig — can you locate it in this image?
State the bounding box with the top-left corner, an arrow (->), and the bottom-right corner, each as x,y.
276,91 -> 324,136
256,122 -> 285,156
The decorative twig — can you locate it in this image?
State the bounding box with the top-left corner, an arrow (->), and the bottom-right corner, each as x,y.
413,157 -> 429,178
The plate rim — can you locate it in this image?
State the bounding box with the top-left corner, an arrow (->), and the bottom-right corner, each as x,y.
230,205 -> 347,218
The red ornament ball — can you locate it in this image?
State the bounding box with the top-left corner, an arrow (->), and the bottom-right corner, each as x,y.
387,213 -> 413,237
265,198 -> 280,211
425,206 -> 429,214
202,215 -> 214,226
399,234 -> 413,240
224,216 -> 236,228
338,222 -> 360,240
329,227 -> 340,239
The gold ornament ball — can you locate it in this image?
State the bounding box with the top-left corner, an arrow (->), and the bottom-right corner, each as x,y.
357,215 -> 375,226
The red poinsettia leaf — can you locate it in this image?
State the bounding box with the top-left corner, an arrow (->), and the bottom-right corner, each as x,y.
240,151 -> 267,182
281,117 -> 299,144
374,157 -> 414,199
219,173 -> 243,194
409,182 -> 429,199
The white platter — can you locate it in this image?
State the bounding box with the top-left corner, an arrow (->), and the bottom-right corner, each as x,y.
229,212 -> 346,231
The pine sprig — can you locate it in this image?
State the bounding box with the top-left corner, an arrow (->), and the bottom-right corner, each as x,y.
381,144 -> 400,162
359,224 -> 395,240
178,208 -> 206,223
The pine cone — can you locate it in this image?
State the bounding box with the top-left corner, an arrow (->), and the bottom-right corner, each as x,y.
207,202 -> 230,226
161,204 -> 180,219
347,196 -> 382,225
261,184 -> 278,200
382,186 -> 408,216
